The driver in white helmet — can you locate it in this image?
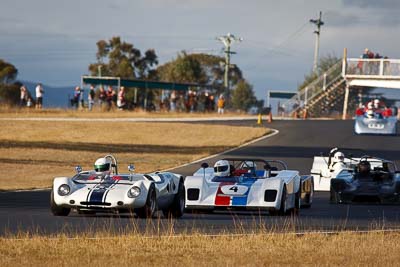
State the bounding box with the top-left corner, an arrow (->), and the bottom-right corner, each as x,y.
329,151 -> 346,172
214,160 -> 231,177
94,157 -> 112,173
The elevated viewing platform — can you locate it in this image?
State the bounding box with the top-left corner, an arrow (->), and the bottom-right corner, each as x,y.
343,58 -> 400,89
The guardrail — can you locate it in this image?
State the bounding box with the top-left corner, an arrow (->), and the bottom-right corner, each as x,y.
344,58 -> 400,78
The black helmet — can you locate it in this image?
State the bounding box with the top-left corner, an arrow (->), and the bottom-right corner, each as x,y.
358,161 -> 371,175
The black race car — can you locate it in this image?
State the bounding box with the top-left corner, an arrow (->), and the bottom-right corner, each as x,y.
330,156 -> 400,204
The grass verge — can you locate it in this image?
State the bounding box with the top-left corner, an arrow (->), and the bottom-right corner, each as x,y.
1,231 -> 399,266
0,120 -> 268,190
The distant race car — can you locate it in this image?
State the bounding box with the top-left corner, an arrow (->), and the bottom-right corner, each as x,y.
354,105 -> 398,135
51,154 -> 185,218
330,156 -> 400,204
184,158 -> 314,216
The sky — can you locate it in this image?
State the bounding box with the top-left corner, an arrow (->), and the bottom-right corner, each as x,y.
1,0 -> 400,101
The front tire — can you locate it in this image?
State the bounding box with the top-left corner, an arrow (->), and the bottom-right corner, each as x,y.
163,180 -> 185,218
50,190 -> 70,216
269,186 -> 288,216
136,185 -> 157,218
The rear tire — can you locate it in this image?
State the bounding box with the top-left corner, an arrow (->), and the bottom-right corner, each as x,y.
163,180 -> 185,218
50,190 -> 70,216
330,188 -> 339,204
136,185 -> 157,218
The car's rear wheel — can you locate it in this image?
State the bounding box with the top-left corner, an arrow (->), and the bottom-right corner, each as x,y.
330,188 -> 339,204
50,190 -> 70,216
136,185 -> 157,218
163,180 -> 185,218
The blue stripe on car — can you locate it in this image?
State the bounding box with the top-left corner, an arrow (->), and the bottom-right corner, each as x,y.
231,178 -> 258,206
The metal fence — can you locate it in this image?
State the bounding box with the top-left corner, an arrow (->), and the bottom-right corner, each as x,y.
345,58 -> 400,77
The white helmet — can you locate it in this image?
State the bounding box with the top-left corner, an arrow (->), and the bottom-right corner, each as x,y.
214,160 -> 230,177
367,109 -> 374,118
374,99 -> 380,108
333,152 -> 345,163
94,157 -> 112,172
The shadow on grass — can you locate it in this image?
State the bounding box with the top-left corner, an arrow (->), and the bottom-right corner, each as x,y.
0,140 -> 230,154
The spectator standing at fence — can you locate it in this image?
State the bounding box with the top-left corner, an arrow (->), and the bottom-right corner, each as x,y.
35,83 -> 44,109
98,86 -> 106,108
217,94 -> 225,114
72,86 -> 81,109
117,86 -> 126,110
88,85 -> 95,111
170,91 -> 177,112
106,86 -> 115,110
20,85 -> 28,107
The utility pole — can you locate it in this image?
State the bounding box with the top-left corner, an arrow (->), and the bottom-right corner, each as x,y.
310,11 -> 324,75
216,33 -> 243,97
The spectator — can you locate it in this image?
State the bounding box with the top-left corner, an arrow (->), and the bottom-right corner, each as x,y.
98,86 -> 106,108
35,83 -> 44,109
106,86 -> 115,110
217,94 -> 225,114
117,86 -> 126,110
20,85 -> 28,107
170,91 -> 177,112
72,86 -> 81,109
88,85 -> 95,111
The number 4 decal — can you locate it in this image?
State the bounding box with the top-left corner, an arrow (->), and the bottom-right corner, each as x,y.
229,186 -> 238,192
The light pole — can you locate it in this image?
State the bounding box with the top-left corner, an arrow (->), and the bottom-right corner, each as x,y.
216,33 -> 243,97
310,11 -> 324,75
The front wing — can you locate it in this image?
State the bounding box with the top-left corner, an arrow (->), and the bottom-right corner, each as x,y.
354,116 -> 397,135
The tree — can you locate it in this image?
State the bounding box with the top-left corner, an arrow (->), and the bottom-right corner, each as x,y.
156,52 -> 243,96
0,59 -> 18,84
88,37 -> 159,106
231,79 -> 257,112
0,59 -> 19,105
89,36 -> 158,79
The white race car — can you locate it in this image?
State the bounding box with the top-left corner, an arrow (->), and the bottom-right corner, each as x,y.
51,155 -> 185,218
311,148 -> 363,191
184,158 -> 313,216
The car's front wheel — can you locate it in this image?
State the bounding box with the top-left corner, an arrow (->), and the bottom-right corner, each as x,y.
136,185 -> 157,218
50,190 -> 70,216
163,179 -> 185,218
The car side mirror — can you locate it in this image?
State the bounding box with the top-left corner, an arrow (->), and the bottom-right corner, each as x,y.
128,164 -> 135,173
75,165 -> 82,174
201,163 -> 209,169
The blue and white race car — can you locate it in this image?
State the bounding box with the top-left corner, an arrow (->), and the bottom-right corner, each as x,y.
354,105 -> 397,135
184,158 -> 313,216
51,155 -> 185,218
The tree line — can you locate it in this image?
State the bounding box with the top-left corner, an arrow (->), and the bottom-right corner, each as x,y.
0,36 -> 260,111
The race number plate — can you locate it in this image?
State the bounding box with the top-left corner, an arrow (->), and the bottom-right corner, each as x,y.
221,185 -> 248,195
368,123 -> 384,129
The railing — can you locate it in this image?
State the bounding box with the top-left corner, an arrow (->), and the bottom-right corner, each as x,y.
344,58 -> 400,78
282,60 -> 343,115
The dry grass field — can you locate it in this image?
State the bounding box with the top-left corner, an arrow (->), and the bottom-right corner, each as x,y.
1,231 -> 399,266
0,120 -> 268,190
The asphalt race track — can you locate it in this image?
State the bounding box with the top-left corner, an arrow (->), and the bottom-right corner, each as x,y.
1,119 -> 400,235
